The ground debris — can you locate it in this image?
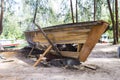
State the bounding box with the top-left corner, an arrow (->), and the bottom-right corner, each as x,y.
83,64 -> 98,70
1,59 -> 14,63
0,43 -> 120,80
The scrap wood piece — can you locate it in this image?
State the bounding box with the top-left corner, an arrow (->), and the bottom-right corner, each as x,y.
33,45 -> 52,67
1,60 -> 14,63
65,65 -> 79,70
83,64 -> 97,70
28,46 -> 34,57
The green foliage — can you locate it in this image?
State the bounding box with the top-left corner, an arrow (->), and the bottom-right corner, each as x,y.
0,13 -> 23,39
0,0 -> 119,40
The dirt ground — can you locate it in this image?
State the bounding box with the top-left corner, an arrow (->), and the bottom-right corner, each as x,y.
0,43 -> 120,80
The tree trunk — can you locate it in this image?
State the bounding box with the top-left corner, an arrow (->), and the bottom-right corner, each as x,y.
0,0 -> 4,35
94,0 -> 96,21
107,0 -> 117,44
76,0 -> 78,23
70,0 -> 74,23
115,0 -> 119,43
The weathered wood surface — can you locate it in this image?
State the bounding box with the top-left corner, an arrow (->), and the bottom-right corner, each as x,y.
25,21 -> 105,45
79,22 -> 109,62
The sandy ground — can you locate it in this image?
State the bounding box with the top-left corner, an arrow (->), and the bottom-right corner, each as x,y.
0,43 -> 120,80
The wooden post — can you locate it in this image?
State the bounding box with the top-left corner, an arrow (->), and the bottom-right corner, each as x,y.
33,45 -> 52,67
79,22 -> 109,62
107,0 -> 117,44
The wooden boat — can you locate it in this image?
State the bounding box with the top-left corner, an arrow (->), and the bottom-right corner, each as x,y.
24,20 -> 109,66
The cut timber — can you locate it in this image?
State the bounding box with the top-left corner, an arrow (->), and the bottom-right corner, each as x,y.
33,45 -> 52,67
79,22 -> 109,62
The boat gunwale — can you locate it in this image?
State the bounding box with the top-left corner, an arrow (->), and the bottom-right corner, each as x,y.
25,20 -> 108,33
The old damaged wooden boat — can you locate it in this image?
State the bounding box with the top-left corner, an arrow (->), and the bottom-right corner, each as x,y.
25,20 -> 109,65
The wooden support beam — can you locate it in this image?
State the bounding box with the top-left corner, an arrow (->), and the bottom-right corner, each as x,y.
79,22 -> 109,62
33,45 -> 52,67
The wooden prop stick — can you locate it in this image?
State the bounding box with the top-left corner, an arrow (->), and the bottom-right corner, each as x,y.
33,45 -> 52,67
34,23 -> 62,56
33,0 -> 61,56
28,47 -> 34,57
33,0 -> 38,23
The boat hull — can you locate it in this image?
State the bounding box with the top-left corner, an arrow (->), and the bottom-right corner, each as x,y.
24,20 -> 109,62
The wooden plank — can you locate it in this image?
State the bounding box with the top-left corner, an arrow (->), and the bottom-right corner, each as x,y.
33,45 -> 52,67
51,51 -> 79,59
32,29 -> 90,44
25,21 -> 102,33
79,22 -> 109,62
77,43 -> 83,52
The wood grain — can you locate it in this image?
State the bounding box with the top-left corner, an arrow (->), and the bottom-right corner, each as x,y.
79,22 -> 109,62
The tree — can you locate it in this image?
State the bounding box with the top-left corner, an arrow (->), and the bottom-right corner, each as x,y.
0,0 -> 4,35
